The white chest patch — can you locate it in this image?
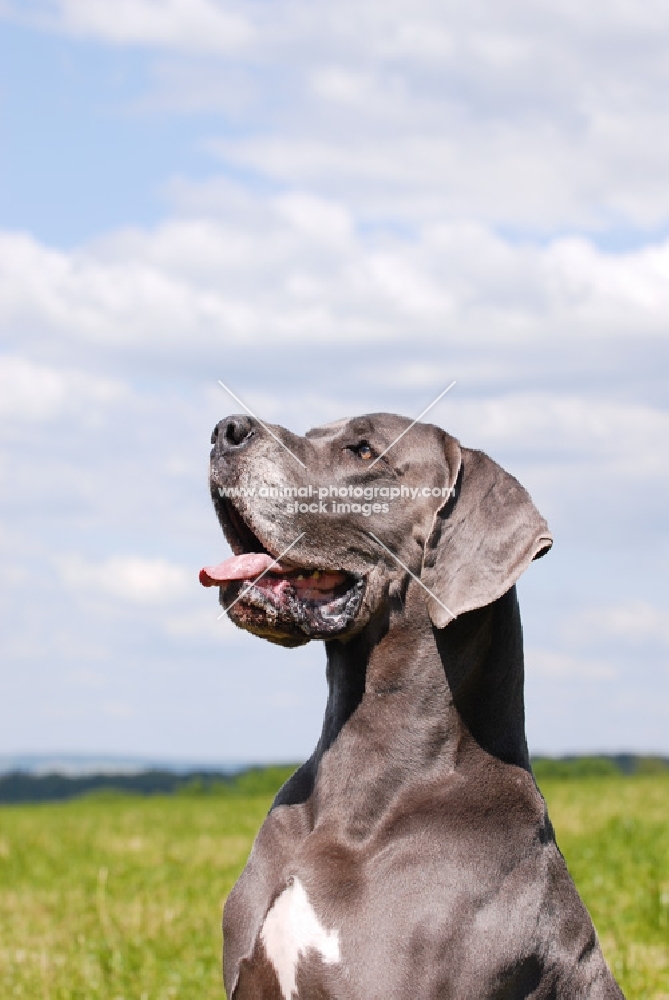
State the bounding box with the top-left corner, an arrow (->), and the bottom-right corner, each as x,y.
260,877 -> 341,1000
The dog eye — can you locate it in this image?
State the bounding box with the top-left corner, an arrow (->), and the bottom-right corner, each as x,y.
345,440 -> 375,461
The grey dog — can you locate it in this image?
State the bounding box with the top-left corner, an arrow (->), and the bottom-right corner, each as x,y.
200,412 -> 624,1000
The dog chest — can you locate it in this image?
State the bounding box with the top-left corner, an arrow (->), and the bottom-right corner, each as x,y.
256,877 -> 341,1000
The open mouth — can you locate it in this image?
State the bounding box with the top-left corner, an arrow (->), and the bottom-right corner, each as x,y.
200,500 -> 365,646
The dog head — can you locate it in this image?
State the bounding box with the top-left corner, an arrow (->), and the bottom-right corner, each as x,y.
201,413 -> 551,646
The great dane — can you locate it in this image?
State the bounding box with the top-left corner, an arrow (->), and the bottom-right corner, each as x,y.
200,412 -> 624,999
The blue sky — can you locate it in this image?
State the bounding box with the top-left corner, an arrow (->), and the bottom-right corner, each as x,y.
0,0 -> 668,763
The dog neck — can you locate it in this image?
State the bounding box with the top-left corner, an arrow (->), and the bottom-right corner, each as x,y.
323,580 -> 530,766
273,581 -> 531,820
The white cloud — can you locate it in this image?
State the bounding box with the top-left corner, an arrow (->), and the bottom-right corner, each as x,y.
447,393 -> 669,478
0,229 -> 249,348
0,354 -> 125,423
312,67 -> 374,105
565,601 -> 669,646
67,667 -> 106,689
59,554 -> 192,605
5,0 -> 669,230
2,215 -> 669,360
103,700 -> 135,719
13,0 -> 252,52
526,649 -> 617,680
274,193 -> 353,247
164,607 -> 244,642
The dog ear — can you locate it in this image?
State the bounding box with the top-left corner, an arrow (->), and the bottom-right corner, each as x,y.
421,444 -> 552,627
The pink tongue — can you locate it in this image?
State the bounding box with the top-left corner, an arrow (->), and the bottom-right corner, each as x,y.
199,553 -> 289,588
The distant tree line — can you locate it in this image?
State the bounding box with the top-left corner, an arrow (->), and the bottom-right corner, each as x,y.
531,755 -> 668,780
0,764 -> 298,804
0,757 -> 667,804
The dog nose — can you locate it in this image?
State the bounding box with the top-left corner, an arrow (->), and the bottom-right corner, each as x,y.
211,414 -> 255,452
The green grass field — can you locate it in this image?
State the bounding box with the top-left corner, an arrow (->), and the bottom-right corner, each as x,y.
1,769 -> 667,999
